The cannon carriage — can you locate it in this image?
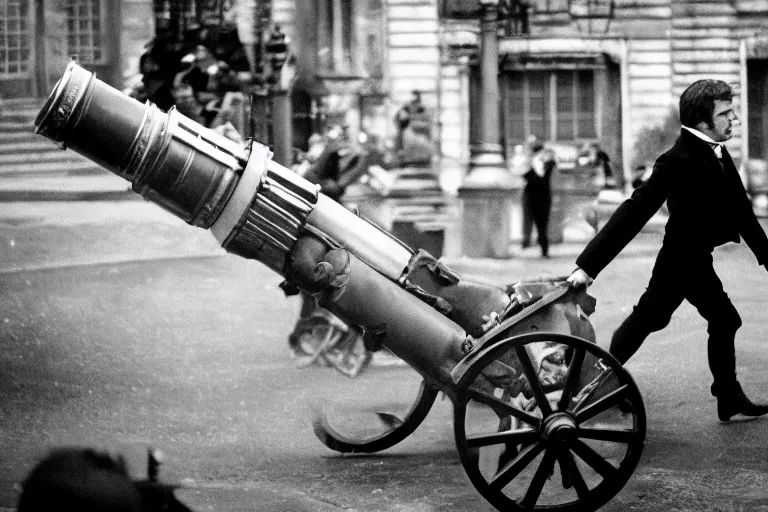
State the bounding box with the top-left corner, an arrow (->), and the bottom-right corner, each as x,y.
34,61 -> 646,511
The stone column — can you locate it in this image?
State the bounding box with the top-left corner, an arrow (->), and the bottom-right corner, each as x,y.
456,0 -> 521,258
271,90 -> 293,167
466,0 -> 506,183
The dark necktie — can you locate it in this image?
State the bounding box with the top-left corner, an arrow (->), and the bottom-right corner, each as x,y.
708,143 -> 728,177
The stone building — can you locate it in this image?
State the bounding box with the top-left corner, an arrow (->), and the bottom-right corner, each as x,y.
0,0 -> 153,99
439,0 -> 768,187
7,0 -> 768,184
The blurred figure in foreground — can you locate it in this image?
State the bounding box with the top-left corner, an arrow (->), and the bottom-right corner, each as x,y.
18,447 -> 191,512
18,448 -> 141,512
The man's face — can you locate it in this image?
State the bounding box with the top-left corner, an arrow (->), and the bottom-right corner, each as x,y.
707,99 -> 737,142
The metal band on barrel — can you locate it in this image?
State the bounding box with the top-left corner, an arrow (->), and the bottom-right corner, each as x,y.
210,143 -> 272,244
219,153 -> 318,272
119,102 -> 159,180
131,106 -> 174,194
34,61 -> 95,148
194,167 -> 238,228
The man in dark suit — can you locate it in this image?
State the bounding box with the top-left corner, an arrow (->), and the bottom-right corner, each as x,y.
567,79 -> 768,422
521,142 -> 556,258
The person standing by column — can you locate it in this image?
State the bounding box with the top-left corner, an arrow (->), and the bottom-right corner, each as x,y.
521,141 -> 556,258
567,79 -> 768,422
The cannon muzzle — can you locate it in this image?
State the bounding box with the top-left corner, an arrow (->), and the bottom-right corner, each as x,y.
35,61 -> 247,229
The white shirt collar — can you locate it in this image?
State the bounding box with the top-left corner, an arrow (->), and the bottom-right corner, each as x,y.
682,125 -> 723,158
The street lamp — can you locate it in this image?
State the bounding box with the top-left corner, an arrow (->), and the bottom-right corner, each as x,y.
264,25 -> 293,167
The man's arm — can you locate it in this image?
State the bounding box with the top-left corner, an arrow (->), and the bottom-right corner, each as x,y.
575,158 -> 672,279
736,189 -> 768,268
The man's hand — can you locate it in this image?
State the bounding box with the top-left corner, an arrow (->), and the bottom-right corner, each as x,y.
567,268 -> 593,288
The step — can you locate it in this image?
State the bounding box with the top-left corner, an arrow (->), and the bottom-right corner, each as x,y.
0,173 -> 135,201
1,96 -> 44,107
0,121 -> 34,132
0,148 -> 92,165
0,108 -> 42,120
0,159 -> 103,177
0,104 -> 40,116
0,131 -> 45,143
1,112 -> 38,124
0,140 -> 62,155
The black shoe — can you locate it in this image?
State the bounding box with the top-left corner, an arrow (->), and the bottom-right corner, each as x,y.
715,382 -> 768,422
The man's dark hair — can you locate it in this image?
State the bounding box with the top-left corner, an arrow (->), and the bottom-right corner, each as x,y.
679,79 -> 733,129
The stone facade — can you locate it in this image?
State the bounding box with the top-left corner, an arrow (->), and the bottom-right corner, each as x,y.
13,0 -> 768,184
0,0 -> 151,99
440,0 -> 768,183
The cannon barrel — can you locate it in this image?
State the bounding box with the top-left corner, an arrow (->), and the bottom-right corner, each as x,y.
35,61 -> 469,392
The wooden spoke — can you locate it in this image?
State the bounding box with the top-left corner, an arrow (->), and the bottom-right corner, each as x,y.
570,439 -> 618,479
558,347 -> 586,411
578,427 -> 639,444
574,384 -> 630,424
465,388 -> 542,427
489,441 -> 545,492
514,344 -> 553,417
466,428 -> 539,449
554,447 -> 573,490
563,449 -> 591,500
521,447 -> 557,508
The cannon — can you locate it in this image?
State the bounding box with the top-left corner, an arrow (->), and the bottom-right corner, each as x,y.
34,61 -> 646,511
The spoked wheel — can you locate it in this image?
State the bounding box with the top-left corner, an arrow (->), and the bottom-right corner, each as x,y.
454,332 -> 645,512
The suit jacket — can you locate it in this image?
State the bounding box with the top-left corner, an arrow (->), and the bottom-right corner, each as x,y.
576,129 -> 768,278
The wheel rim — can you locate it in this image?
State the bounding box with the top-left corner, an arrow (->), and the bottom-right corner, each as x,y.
313,380 -> 439,453
454,332 -> 645,511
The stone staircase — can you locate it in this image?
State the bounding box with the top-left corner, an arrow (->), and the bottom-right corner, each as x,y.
0,97 -> 132,200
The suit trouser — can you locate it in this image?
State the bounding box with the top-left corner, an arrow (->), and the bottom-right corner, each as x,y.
609,249 -> 741,393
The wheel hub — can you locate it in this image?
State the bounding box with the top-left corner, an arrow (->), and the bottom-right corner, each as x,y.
542,412 -> 577,442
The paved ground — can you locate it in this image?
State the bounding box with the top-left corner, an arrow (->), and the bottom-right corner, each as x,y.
2,201 -> 768,511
